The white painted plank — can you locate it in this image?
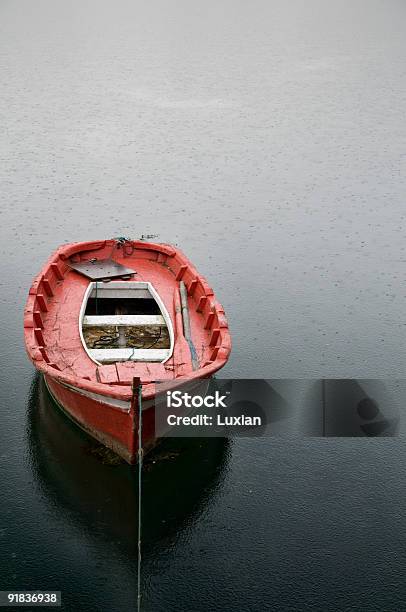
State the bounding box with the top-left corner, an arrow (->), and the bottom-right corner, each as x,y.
92,281 -> 149,289
89,348 -> 170,363
90,288 -> 151,299
83,315 -> 165,327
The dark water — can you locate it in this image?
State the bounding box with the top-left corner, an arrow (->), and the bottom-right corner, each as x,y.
1,0 -> 406,610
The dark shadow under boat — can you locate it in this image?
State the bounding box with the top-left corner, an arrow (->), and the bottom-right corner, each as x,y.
27,375 -> 230,556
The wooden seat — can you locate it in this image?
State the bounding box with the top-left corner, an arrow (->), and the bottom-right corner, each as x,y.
83,315 -> 165,327
89,348 -> 170,363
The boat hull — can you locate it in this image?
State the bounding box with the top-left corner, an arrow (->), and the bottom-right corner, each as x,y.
44,374 -> 209,463
44,374 -> 156,463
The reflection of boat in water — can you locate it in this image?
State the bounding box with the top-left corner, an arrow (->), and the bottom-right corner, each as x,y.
28,375 -> 230,553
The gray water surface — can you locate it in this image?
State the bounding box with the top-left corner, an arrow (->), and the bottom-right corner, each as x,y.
1,1 -> 406,610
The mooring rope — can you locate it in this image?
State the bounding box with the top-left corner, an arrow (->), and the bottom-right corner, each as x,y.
136,381 -> 143,612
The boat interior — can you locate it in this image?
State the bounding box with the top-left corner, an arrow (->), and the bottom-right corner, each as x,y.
80,281 -> 173,365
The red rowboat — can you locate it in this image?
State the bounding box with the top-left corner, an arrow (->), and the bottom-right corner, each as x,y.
24,239 -> 231,463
